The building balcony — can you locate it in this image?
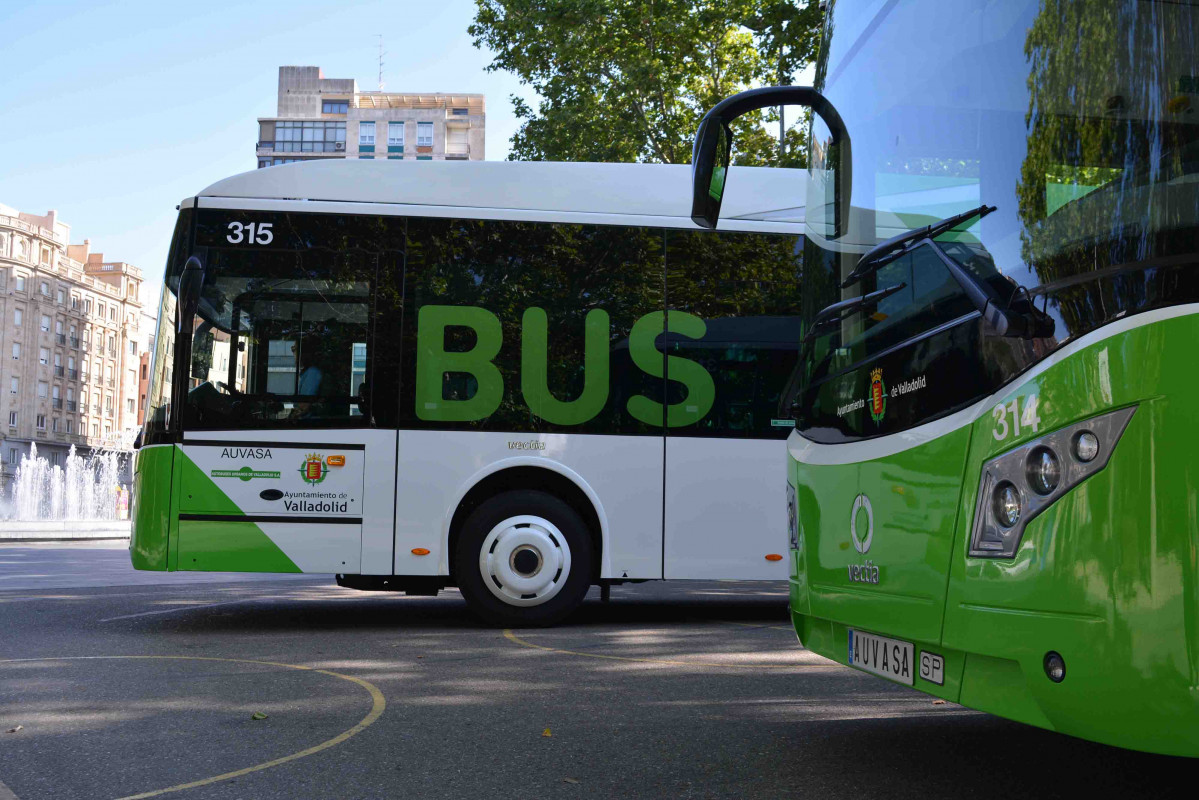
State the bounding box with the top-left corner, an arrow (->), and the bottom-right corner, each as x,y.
55,334 -> 66,345
67,401 -> 77,412
52,399 -> 63,409
70,337 -> 80,349
54,366 -> 64,377
107,379 -> 115,388
92,405 -> 101,415
68,369 -> 78,380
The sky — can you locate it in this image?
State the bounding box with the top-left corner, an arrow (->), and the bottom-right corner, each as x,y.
0,0 -> 533,294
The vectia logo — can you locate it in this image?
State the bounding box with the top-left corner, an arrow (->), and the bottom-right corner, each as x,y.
299,453 -> 329,485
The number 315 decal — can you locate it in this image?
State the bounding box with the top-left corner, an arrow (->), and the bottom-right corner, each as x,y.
226,221 -> 273,245
992,394 -> 1041,441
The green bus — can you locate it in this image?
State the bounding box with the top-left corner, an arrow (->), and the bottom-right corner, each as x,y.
692,0 -> 1199,756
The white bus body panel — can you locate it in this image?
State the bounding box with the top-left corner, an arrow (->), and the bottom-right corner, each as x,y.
182,430 -> 398,574
663,437 -> 788,579
393,430 -> 663,580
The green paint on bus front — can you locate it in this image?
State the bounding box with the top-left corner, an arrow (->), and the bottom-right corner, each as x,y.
132,445 -> 300,574
789,315 -> 1199,756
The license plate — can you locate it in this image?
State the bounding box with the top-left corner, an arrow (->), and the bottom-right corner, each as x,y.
848,629 -> 914,686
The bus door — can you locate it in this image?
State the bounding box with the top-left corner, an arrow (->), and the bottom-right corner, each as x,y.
661,231 -> 804,579
175,215 -> 398,575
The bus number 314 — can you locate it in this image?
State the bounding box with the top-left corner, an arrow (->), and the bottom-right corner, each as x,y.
992,394 -> 1041,442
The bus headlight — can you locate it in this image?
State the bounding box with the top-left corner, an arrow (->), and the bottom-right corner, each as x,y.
970,406 -> 1136,558
786,483 -> 798,550
1026,446 -> 1061,495
993,481 -> 1021,527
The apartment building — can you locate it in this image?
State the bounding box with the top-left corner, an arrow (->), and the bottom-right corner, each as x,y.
256,66 -> 485,168
0,204 -> 145,492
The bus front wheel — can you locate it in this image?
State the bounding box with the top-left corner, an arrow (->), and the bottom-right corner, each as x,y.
455,490 -> 593,626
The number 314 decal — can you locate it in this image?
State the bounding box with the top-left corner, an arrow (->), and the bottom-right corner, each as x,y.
992,394 -> 1041,441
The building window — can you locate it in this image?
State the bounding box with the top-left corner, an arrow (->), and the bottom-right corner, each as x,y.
71,296 -> 79,310
13,307 -> 21,326
8,412 -> 16,427
451,107 -> 469,115
273,121 -> 346,153
39,347 -> 49,365
57,288 -> 65,304
98,302 -> 105,318
417,155 -> 433,161
447,126 -> 469,156
52,417 -> 59,433
388,122 -> 405,151
126,398 -> 135,413
66,420 -> 73,434
15,274 -> 26,291
417,122 -> 433,147
11,343 -> 19,360
322,100 -> 349,114
129,340 -> 138,355
36,414 -> 46,430
359,121 -> 375,152
359,155 -> 374,160
92,423 -> 99,437
141,364 -> 148,379
38,381 -> 48,398
83,299 -> 91,314
109,307 -> 116,321
40,280 -> 50,295
41,314 -> 51,332
9,377 -> 17,394
7,447 -> 19,464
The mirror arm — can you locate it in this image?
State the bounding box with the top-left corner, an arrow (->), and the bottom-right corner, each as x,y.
690,86 -> 851,235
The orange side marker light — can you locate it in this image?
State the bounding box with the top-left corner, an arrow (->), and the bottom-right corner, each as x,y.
412,548 -> 431,556
765,554 -> 784,562
326,455 -> 346,467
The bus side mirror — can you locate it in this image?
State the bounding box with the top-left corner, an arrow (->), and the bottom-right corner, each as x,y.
690,86 -> 851,237
177,256 -> 205,333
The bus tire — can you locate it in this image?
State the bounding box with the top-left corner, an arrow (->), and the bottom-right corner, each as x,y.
455,490 -> 594,627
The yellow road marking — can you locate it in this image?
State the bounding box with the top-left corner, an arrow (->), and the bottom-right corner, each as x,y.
0,655 -> 385,800
503,629 -> 841,670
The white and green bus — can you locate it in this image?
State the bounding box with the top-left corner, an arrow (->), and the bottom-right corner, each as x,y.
691,0 -> 1199,756
132,159 -> 809,624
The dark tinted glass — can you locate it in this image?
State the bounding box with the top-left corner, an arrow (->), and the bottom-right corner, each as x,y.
797,0 -> 1199,442
401,218 -> 665,435
665,229 -> 803,439
180,210 -> 403,430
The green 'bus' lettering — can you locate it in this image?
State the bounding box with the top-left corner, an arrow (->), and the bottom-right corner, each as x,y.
521,308 -> 610,425
627,310 -> 716,428
415,305 -> 504,421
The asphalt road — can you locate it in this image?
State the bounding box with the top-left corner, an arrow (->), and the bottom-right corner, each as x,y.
0,542 -> 1191,799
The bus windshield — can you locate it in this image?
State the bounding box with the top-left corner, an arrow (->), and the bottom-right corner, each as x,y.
795,0 -> 1199,443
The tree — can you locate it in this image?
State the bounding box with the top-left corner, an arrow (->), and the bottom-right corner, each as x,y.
469,0 -> 822,166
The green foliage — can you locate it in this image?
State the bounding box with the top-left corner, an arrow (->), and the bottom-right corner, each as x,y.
469,0 -> 822,166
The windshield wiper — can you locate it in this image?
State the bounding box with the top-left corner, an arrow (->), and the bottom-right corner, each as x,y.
803,282 -> 908,343
837,203 -> 1052,339
841,204 -> 997,289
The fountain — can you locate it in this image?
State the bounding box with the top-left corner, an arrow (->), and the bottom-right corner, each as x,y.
7,442 -> 128,521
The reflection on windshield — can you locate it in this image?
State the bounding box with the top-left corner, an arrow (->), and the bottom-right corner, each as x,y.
794,0 -> 1198,443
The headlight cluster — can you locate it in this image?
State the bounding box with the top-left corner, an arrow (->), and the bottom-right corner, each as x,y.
969,406 -> 1136,558
786,483 -> 799,550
